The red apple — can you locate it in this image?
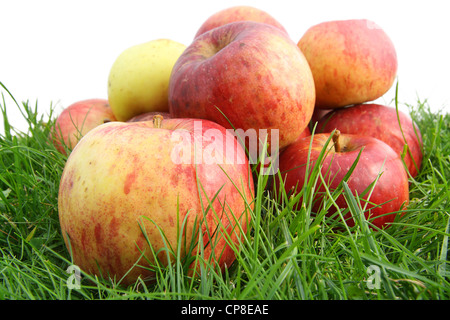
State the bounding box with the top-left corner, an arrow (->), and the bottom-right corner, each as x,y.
194,5 -> 287,38
298,19 -> 397,109
52,98 -> 116,155
289,126 -> 311,147
310,108 -> 332,127
58,115 -> 254,285
277,131 -> 409,229
127,111 -> 171,122
169,21 -> 316,153
299,126 -> 311,139
317,103 -> 423,178
260,125 -> 311,192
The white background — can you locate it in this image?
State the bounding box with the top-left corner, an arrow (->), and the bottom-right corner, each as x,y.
1,0 -> 449,134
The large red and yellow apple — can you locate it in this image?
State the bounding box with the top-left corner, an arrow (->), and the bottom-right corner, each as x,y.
52,98 -> 116,155
107,39 -> 186,121
169,21 -> 316,152
58,116 -> 254,286
297,19 -> 397,109
277,131 -> 409,229
194,5 -> 287,38
317,103 -> 423,178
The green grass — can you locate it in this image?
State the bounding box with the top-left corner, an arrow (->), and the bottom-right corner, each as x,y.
0,81 -> 449,301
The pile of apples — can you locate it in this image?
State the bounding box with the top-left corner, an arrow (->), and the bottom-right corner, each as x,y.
53,6 -> 423,286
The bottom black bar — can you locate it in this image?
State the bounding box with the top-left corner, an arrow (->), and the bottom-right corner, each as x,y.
2,299 -> 446,318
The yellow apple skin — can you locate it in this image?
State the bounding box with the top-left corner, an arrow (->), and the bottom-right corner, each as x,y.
58,118 -> 254,286
298,19 -> 397,109
107,39 -> 186,121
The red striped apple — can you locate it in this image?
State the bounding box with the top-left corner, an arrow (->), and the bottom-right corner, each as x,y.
277,131 -> 409,229
52,98 -> 116,155
169,21 -> 315,153
58,116 -> 254,286
317,103 -> 423,178
298,19 -> 397,109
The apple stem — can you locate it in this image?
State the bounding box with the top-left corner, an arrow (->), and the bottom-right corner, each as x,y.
153,114 -> 163,128
332,129 -> 341,152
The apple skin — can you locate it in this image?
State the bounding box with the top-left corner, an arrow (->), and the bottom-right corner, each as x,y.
277,132 -> 409,229
310,108 -> 332,127
317,103 -> 423,178
298,19 -> 397,109
58,117 -> 254,286
108,39 -> 186,121
194,5 -> 287,38
290,126 -> 311,146
52,99 -> 116,155
169,21 -> 316,152
127,111 -> 171,122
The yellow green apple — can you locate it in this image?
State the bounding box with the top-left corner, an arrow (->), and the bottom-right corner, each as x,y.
107,39 -> 186,121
